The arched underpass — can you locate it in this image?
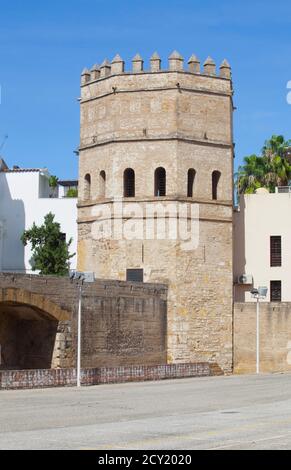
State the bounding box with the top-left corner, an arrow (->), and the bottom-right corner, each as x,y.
0,288 -> 71,370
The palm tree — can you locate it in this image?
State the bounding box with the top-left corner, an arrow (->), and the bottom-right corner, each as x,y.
49,175 -> 59,198
236,135 -> 291,195
235,155 -> 266,195
262,135 -> 291,159
263,155 -> 291,191
262,135 -> 291,191
49,175 -> 59,188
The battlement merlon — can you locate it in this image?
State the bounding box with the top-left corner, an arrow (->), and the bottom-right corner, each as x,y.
80,52 -> 232,100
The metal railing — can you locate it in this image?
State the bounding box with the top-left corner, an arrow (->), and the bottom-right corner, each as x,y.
276,186 -> 291,193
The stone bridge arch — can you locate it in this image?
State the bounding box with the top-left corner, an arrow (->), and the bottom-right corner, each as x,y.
0,287 -> 72,371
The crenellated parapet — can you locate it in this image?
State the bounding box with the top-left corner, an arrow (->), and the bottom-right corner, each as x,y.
80,51 -> 232,85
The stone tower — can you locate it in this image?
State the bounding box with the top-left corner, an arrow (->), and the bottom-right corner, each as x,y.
78,51 -> 234,373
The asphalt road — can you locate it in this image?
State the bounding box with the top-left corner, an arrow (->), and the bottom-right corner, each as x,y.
1,373 -> 291,450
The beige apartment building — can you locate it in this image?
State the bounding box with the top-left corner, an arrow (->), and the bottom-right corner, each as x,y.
234,187 -> 291,302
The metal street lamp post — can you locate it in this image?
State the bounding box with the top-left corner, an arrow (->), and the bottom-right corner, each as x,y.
70,271 -> 95,387
251,286 -> 268,374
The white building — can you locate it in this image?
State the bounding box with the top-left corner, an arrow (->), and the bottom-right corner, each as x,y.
0,160 -> 77,273
234,187 -> 291,302
58,179 -> 78,198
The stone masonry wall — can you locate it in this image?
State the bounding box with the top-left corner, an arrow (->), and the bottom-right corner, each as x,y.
77,213 -> 233,372
234,302 -> 291,374
78,53 -> 234,374
0,273 -> 167,369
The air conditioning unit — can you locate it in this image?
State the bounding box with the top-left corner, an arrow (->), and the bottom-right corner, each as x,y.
237,274 -> 253,285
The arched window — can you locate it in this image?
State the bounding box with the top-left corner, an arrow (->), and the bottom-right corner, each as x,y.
99,170 -> 106,197
155,167 -> 166,196
84,173 -> 91,200
123,168 -> 135,197
212,170 -> 221,200
187,169 -> 196,197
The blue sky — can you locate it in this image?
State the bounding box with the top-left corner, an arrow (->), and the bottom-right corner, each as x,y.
0,0 -> 291,179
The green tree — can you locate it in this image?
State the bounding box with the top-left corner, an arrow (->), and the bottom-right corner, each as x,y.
235,135 -> 291,195
21,212 -> 75,276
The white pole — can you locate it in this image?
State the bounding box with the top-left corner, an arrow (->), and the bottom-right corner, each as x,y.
77,284 -> 82,387
256,296 -> 260,374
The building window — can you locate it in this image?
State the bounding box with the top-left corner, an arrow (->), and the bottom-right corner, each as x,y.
126,269 -> 144,283
212,170 -> 221,200
124,168 -> 135,197
270,280 -> 281,302
99,171 -> 106,197
84,174 -> 91,200
155,167 -> 166,196
187,169 -> 196,197
270,236 -> 282,267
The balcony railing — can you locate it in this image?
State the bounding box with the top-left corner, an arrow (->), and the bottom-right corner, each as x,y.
275,186 -> 291,193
